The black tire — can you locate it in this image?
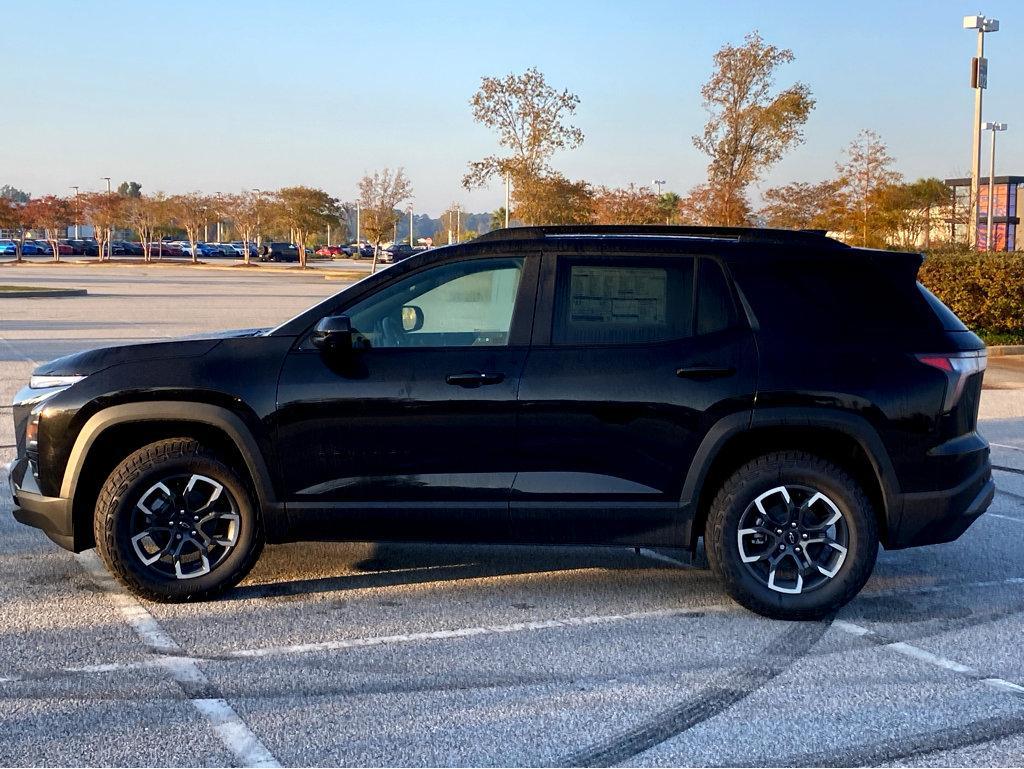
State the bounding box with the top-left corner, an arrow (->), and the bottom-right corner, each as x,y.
93,438 -> 264,602
705,451 -> 878,620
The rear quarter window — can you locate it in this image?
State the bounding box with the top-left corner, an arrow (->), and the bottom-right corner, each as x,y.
729,257 -> 943,338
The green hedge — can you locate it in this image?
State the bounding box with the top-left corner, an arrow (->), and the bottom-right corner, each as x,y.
919,251 -> 1024,344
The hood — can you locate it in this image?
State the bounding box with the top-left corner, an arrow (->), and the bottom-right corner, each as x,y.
33,327 -> 269,377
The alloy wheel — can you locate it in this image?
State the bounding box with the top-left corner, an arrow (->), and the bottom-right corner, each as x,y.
736,484 -> 849,595
129,473 -> 241,580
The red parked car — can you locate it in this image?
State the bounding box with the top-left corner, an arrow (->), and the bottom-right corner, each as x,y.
315,245 -> 345,257
149,242 -> 184,257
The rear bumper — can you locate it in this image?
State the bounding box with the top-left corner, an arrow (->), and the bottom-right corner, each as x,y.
890,455 -> 994,548
6,456 -> 76,551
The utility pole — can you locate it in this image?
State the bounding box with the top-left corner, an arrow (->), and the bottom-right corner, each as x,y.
355,201 -> 361,245
408,205 -> 414,247
982,121 -> 1008,250
70,186 -> 80,238
964,14 -> 999,249
456,204 -> 461,243
252,189 -> 263,257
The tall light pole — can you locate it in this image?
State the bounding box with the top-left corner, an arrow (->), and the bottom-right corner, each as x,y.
653,179 -> 666,195
982,121 -> 1008,250
355,201 -> 361,245
101,177 -> 112,261
963,14 -> 999,249
456,204 -> 461,243
70,186 -> 80,238
504,170 -> 511,228
408,205 -> 414,247
252,189 -> 263,256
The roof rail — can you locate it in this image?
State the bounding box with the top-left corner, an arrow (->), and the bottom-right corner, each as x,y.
473,224 -> 848,247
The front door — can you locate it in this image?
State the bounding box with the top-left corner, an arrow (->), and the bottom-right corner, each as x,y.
513,254 -> 757,546
276,254 -> 537,542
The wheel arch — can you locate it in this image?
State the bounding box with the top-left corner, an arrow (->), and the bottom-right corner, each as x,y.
682,408 -> 900,550
64,402 -> 283,552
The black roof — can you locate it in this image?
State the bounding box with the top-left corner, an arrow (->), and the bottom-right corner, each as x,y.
474,224 -> 848,248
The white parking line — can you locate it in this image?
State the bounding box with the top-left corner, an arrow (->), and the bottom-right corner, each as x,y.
833,620 -> 1024,700
75,551 -> 281,768
635,547 -> 695,568
988,513 -> 1024,524
991,442 -> 1024,452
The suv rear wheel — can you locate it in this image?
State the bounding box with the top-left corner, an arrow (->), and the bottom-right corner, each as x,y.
705,451 -> 878,620
94,438 -> 264,602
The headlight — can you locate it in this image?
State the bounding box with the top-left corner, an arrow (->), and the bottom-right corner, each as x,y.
30,375 -> 85,389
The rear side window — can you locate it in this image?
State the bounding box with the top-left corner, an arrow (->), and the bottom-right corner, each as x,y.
729,257 -> 942,337
697,257 -> 738,335
553,258 -> 694,345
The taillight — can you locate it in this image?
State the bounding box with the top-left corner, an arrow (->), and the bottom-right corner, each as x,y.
916,350 -> 987,412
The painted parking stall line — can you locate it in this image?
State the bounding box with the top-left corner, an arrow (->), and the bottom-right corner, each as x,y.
75,551 -> 281,768
833,620 -> 1024,700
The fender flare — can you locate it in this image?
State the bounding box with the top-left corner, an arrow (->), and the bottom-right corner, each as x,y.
61,401 -> 279,512
680,407 -> 901,542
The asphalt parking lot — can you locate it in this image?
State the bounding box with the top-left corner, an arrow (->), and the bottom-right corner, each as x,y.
1,264 -> 1023,767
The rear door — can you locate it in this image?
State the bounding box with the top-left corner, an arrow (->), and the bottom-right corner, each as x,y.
512,253 -> 757,546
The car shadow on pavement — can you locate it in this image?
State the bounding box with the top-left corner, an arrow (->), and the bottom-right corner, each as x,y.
228,541 -> 700,601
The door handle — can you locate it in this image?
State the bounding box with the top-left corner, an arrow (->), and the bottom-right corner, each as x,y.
446,371 -> 506,388
676,366 -> 735,380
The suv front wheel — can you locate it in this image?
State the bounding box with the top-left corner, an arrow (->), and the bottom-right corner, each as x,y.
705,451 -> 878,620
94,438 -> 264,602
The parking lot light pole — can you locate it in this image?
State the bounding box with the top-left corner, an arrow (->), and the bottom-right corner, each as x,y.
963,14 -> 999,249
653,179 -> 666,195
102,177 -> 112,260
70,186 -> 80,238
408,205 -> 414,247
982,121 -> 1008,250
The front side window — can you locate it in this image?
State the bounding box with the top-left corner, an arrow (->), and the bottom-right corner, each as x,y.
553,258 -> 694,345
342,258 -> 524,348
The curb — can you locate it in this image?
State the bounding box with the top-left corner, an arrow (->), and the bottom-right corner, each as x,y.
989,345 -> 1024,357
0,289 -> 88,298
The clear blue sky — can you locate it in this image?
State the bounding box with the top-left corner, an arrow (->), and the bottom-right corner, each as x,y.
2,0 -> 1021,215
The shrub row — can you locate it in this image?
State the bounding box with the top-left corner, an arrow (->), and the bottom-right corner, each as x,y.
919,251 -> 1024,343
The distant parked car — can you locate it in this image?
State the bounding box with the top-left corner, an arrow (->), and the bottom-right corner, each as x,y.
83,242 -> 126,256
112,241 -> 144,256
0,240 -> 17,255
315,245 -> 345,257
379,243 -> 416,263
148,242 -> 184,257
259,242 -> 299,262
34,240 -> 74,256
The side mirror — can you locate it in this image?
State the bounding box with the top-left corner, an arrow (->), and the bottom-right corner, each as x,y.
401,305 -> 424,332
311,315 -> 353,353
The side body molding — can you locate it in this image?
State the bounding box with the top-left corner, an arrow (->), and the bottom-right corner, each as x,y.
61,401 -> 280,527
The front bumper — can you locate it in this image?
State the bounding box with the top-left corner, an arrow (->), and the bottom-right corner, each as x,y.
890,457 -> 994,549
6,456 -> 76,551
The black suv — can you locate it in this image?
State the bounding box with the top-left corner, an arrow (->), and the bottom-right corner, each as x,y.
6,226 -> 993,619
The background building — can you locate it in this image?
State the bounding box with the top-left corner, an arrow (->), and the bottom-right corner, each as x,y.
946,175 -> 1023,251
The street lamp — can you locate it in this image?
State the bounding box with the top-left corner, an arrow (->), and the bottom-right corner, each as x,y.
982,121 -> 1008,250
963,13 -> 999,249
408,205 -> 414,247
251,189 -> 263,256
652,179 -> 666,195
